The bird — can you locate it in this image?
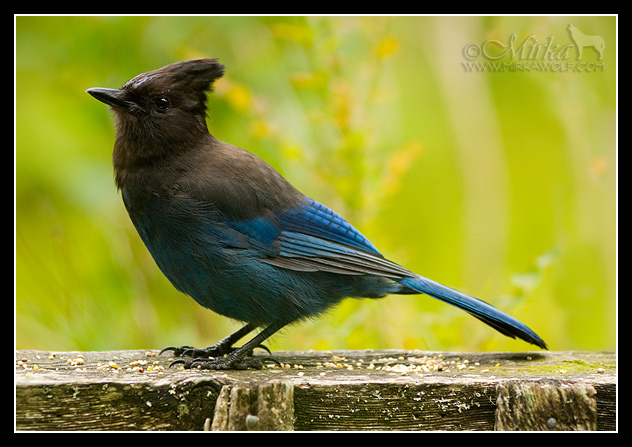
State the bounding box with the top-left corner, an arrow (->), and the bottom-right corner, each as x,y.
87,58 -> 547,370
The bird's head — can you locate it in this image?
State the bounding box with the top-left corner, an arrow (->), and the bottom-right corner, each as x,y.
87,58 -> 225,157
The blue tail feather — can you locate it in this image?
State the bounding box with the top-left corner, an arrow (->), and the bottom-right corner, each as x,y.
397,275 -> 548,349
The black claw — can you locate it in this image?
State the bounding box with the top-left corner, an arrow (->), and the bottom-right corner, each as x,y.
258,355 -> 282,367
255,344 -> 272,355
159,345 -> 194,356
167,358 -> 189,368
159,346 -> 176,356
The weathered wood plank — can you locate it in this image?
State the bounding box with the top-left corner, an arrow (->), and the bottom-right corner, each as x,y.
15,350 -> 616,431
210,379 -> 294,431
495,381 -> 597,430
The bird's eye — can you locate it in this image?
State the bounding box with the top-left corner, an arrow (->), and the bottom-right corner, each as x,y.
154,97 -> 170,111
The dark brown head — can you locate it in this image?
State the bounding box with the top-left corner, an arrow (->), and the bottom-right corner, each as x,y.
87,59 -> 225,174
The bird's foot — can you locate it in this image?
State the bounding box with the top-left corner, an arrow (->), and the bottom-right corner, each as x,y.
169,355 -> 280,371
159,344 -> 228,358
159,342 -> 271,359
160,323 -> 283,371
160,342 -> 277,370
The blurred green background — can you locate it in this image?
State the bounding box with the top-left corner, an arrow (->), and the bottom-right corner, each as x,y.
16,16 -> 616,353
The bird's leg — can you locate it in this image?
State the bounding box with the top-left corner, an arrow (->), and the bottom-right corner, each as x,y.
160,322 -> 260,358
170,322 -> 285,370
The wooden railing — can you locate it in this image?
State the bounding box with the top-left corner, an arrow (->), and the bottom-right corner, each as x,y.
15,349 -> 616,431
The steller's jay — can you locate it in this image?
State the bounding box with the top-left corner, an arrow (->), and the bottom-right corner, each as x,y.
87,59 -> 547,370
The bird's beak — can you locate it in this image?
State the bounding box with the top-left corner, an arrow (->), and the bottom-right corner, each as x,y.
86,87 -> 137,112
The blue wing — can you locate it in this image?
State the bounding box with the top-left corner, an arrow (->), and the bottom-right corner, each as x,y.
260,197 -> 415,278
278,198 -> 381,255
